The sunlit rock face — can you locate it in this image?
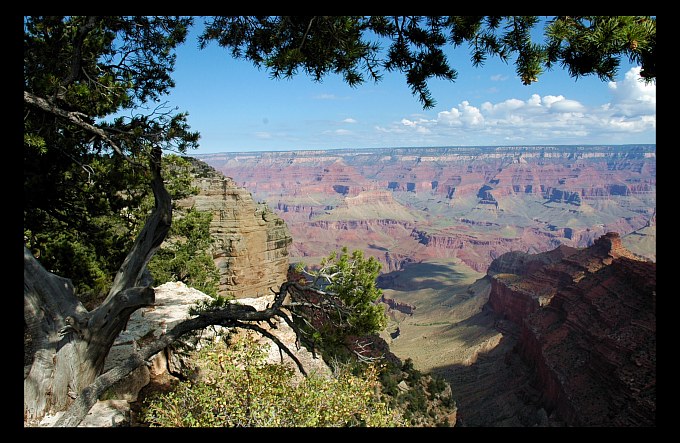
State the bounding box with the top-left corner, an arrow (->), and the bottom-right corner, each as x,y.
177,176 -> 292,299
487,233 -> 656,426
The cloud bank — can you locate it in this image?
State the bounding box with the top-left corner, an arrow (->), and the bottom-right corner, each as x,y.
374,67 -> 655,145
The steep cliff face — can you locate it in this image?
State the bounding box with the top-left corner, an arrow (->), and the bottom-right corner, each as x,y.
177,176 -> 292,299
487,232 -> 656,426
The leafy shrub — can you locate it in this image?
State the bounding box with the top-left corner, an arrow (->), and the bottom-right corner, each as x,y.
291,248 -> 388,364
142,334 -> 405,427
427,375 -> 448,398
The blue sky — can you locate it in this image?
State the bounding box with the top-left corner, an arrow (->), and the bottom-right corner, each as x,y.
161,18 -> 656,154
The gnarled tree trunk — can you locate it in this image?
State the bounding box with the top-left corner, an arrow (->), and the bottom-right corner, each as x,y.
24,148 -> 171,423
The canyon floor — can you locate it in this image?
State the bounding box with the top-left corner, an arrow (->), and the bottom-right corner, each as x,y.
378,258 -> 562,426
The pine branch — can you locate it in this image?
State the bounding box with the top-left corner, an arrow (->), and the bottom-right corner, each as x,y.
23,91 -> 141,167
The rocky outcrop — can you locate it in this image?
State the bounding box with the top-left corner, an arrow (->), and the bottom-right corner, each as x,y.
486,245 -> 580,324
147,282 -> 330,379
380,294 -> 416,316
177,176 -> 292,299
39,282 -> 331,427
487,245 -> 578,277
486,233 -> 656,426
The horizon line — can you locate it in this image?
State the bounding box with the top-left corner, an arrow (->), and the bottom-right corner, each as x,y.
191,143 -> 656,157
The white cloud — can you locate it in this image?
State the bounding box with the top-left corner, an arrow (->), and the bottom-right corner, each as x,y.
402,117 -> 435,127
373,67 -> 655,144
606,114 -> 656,132
436,101 -> 484,127
608,67 -> 655,101
255,131 -> 272,139
541,95 -> 565,107
436,108 -> 461,126
334,129 -> 352,135
459,101 -> 484,126
342,118 -> 357,124
313,93 -> 338,100
606,66 -> 656,117
527,94 -> 542,107
547,98 -> 585,113
490,74 -> 508,81
481,98 -> 526,114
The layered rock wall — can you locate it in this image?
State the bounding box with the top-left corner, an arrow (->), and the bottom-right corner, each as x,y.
177,176 -> 292,298
486,233 -> 656,426
198,146 -> 655,273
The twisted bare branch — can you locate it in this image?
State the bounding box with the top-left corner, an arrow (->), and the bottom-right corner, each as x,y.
54,280 -> 310,426
54,268 -> 369,426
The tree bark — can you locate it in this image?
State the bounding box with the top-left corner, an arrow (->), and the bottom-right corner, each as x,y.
53,281 -> 307,427
24,144 -> 310,427
24,148 -> 170,423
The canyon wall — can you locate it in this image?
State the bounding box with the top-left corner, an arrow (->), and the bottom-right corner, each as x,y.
197,145 -> 656,273
177,175 -> 292,298
486,232 -> 656,426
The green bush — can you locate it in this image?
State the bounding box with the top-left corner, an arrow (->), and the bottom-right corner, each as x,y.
427,375 -> 448,399
142,334 -> 405,427
293,247 -> 388,363
147,207 -> 220,297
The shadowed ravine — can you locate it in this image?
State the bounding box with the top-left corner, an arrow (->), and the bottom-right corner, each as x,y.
378,260 -> 561,427
379,233 -> 655,427
430,315 -> 559,427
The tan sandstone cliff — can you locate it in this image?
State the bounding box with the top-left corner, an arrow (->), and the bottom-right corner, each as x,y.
176,175 -> 292,299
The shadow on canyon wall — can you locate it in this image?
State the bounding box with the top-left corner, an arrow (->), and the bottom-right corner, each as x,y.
429,310 -> 561,428
378,261 -> 478,292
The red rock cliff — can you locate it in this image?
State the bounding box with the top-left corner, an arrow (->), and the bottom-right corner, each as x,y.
487,232 -> 656,426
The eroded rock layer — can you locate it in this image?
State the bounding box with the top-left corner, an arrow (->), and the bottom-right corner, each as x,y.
197,145 -> 656,272
487,232 -> 656,426
177,176 -> 292,298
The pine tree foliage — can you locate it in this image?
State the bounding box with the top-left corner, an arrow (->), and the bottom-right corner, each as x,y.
200,16 -> 656,108
24,16 -> 200,304
317,247 -> 387,337
291,247 -> 388,356
544,16 -> 656,81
